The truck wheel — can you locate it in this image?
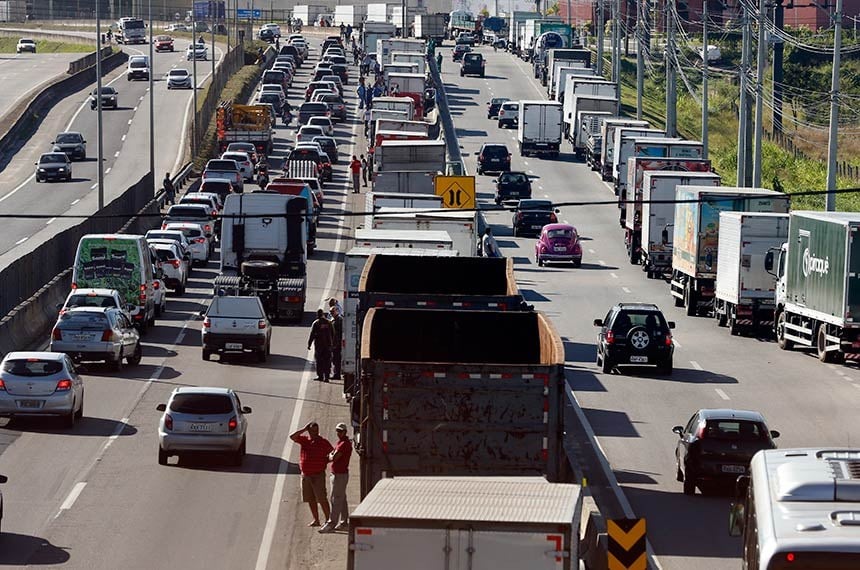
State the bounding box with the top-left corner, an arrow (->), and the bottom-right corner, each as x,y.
684,283 -> 697,317
817,326 -> 837,363
716,309 -> 727,327
683,474 -> 696,496
629,246 -> 639,265
202,350 -> 211,361
776,312 -> 793,350
728,315 -> 739,336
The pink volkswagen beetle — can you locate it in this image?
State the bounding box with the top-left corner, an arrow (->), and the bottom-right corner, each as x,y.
535,223 -> 582,267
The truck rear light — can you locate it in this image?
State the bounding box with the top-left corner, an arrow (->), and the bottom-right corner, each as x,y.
52,328 -> 62,341
71,282 -> 77,289
140,284 -> 147,301
153,281 -> 160,290
665,334 -> 673,346
55,379 -> 72,392
195,237 -> 207,244
204,224 -> 211,233
228,415 -> 238,431
171,259 -> 181,268
284,296 -> 301,302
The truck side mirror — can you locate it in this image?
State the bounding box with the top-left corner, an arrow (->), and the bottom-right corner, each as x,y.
764,251 -> 774,272
661,227 -> 669,245
156,403 -> 166,412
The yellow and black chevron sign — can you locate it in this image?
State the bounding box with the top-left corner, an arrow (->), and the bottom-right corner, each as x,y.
607,518 -> 647,570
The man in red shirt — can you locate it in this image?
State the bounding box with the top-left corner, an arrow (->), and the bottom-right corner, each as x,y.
319,422 -> 353,533
349,155 -> 361,194
290,421 -> 334,526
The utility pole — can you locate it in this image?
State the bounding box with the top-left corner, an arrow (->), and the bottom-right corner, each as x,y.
192,4 -> 198,160
149,0 -> 154,197
96,4 -> 104,211
609,0 -> 617,82
597,0 -> 604,75
825,0 -> 843,211
737,6 -> 751,186
613,0 -> 621,85
702,0 -> 709,157
752,0 -> 767,187
772,0 -> 784,135
665,0 -> 677,137
636,0 -> 644,119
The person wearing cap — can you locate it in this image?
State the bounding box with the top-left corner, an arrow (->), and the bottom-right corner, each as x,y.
319,423 -> 353,533
290,421 -> 334,527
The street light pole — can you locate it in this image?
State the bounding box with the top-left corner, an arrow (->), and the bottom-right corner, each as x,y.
96,1 -> 104,211
149,0 -> 154,197
825,0 -> 843,211
192,2 -> 198,159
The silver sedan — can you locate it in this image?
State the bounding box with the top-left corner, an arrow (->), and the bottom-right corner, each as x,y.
0,352 -> 84,428
157,387 -> 251,466
50,307 -> 141,371
166,68 -> 192,89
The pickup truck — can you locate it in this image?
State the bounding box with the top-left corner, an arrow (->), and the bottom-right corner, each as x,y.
201,295 -> 272,362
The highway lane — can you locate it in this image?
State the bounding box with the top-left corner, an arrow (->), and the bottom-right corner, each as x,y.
0,52 -> 83,121
442,45 -> 860,569
0,39 -> 362,569
0,38 -> 224,258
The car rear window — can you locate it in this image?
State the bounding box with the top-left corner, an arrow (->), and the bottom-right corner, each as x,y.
67,294 -> 117,309
168,206 -> 209,219
154,248 -> 177,261
263,70 -> 285,82
200,181 -> 231,193
611,310 -> 668,333
169,393 -> 233,414
3,359 -> 63,376
301,103 -> 328,113
206,160 -> 238,171
703,420 -> 768,440
547,228 -> 575,239
171,227 -> 202,238
58,312 -> 109,329
483,146 -> 508,157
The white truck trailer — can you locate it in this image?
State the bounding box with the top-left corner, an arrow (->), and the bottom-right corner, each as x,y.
517,100 -> 563,157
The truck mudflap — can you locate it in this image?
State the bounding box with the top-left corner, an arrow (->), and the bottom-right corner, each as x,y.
715,299 -> 775,336
520,141 -> 560,158
276,278 -> 306,323
643,248 -> 672,278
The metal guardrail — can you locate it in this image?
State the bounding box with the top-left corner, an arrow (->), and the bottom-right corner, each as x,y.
156,162 -> 195,209
427,54 -> 467,176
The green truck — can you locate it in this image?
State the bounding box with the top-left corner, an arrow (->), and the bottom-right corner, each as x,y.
766,211 -> 860,362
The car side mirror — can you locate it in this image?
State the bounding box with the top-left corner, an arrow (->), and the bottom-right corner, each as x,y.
764,250 -> 774,272
593,319 -> 603,327
770,430 -> 780,439
661,227 -> 670,245
241,406 -> 253,414
34,161 -> 38,165
50,141 -> 55,144
554,208 -> 560,213
672,425 -> 684,436
198,310 -> 206,319
156,403 -> 166,412
82,140 -> 87,144
668,321 -> 676,329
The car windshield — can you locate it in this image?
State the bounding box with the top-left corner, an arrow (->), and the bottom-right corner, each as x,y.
491,98 -> 508,105
94,87 -> 115,95
123,20 -> 144,29
301,103 -> 327,112
154,248 -> 176,262
19,39 -> 34,44
547,228 -> 575,239
502,103 -> 518,110
169,69 -> 188,77
464,54 -> 481,62
67,294 -> 116,308
612,310 -> 668,334
156,35 -> 171,41
290,148 -> 321,160
56,133 -> 82,144
40,154 -> 66,164
169,393 -> 233,414
483,146 -> 508,157
58,312 -> 109,329
130,60 -> 147,68
703,419 -> 769,441
2,359 -> 63,377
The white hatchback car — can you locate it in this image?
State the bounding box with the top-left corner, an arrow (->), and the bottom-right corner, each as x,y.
307,116 -> 334,136
151,242 -> 189,294
163,222 -> 210,264
0,352 -> 83,428
220,151 -> 254,181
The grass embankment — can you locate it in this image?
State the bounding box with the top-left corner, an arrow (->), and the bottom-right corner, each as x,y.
0,37 -> 94,53
617,57 -> 859,211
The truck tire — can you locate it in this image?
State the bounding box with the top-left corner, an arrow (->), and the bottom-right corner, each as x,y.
241,260 -> 279,280
684,282 -> 697,317
776,312 -> 793,350
817,326 -> 837,363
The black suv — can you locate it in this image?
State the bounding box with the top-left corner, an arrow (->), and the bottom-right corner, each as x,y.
494,171 -> 532,204
487,97 -> 509,119
593,303 -> 675,374
476,143 -> 511,175
511,199 -> 557,236
460,53 -> 485,77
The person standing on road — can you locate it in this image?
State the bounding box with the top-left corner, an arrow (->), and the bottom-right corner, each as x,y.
482,227 -> 501,258
290,421 -> 334,527
308,309 -> 334,382
360,154 -> 369,187
339,22 -> 346,39
349,156 -> 362,194
363,107 -> 372,138
329,305 -> 343,380
319,423 -> 352,533
163,173 -> 175,205
356,77 -> 367,110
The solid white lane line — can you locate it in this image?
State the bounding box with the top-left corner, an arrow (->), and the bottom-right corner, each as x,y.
90,183 -> 98,189
59,481 -> 87,511
121,134 -> 127,141
14,237 -> 28,245
114,151 -> 120,157
690,360 -> 703,371
715,388 -> 730,401
127,118 -> 133,124
105,167 -> 111,174
588,248 -> 595,254
46,217 -> 57,225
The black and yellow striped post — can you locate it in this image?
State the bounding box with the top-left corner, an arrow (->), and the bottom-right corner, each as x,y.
607,518 -> 647,570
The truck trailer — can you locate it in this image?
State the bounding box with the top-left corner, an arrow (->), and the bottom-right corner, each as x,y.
372,208 -> 477,255
599,119 -> 649,181
517,100 -> 563,157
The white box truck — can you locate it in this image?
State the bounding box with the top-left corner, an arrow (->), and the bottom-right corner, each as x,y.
599,119 -> 649,181
367,3 -> 389,22
517,100 -> 563,157
714,212 -> 789,335
334,5 -> 366,27
554,66 -> 595,103
563,94 -> 618,146
372,171 -> 435,194
372,208 -> 477,256
414,14 -> 446,41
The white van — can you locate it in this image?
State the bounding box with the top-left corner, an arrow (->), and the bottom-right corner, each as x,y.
72,234 -> 156,330
127,55 -> 150,81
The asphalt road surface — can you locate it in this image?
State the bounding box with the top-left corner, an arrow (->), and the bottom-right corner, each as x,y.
0,51 -> 83,121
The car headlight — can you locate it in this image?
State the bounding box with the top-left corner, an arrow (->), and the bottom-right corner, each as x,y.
58,168 -> 66,172
38,168 -> 45,172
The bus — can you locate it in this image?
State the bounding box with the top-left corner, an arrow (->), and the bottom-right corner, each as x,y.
729,448 -> 860,569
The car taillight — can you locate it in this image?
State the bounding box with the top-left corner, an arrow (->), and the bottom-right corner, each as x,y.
516,212 -> 524,221
55,379 -> 72,392
326,111 -> 331,116
52,328 -> 62,341
550,213 -> 558,223
605,330 -> 615,344
171,259 -> 181,268
479,154 -> 484,161
204,224 -> 211,233
71,282 -> 77,289
228,415 -> 238,431
195,237 -> 206,244
161,223 -> 167,229
164,414 -> 173,430
665,334 -> 673,346
0,379 -> 5,391
101,329 -> 115,342
258,320 -> 267,329
203,317 -> 210,329
696,426 -> 705,439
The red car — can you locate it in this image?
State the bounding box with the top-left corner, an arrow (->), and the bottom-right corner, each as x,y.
535,223 -> 582,267
154,35 -> 174,52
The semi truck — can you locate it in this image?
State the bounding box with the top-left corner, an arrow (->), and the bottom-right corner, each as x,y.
342,247 -> 458,396
215,192 -> 308,323
637,170 -> 720,277
215,102 -> 273,154
414,14 -> 447,42
347,477 -> 583,570
599,119 -> 649,181
357,307 -> 565,497
671,186 -> 789,316
714,212 -> 789,336
372,208 -> 477,256
517,100 -> 563,157
767,212 -> 860,362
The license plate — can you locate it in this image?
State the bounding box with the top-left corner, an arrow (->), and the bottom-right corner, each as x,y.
19,400 -> 41,409
629,355 -> 648,363
722,465 -> 745,474
75,334 -> 92,341
531,225 -> 542,230
509,191 -> 519,196
554,246 -> 567,252
189,423 -> 213,432
225,343 -> 243,350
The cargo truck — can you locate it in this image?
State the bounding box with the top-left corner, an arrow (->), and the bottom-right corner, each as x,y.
385,72 -> 426,118
714,212 -> 789,336
449,10 -> 478,35
637,170 -> 720,277
766,212 -> 860,362
507,11 -> 542,52
342,244 -> 458,398
216,102 -> 273,154
390,52 -> 426,74
671,186 -> 789,316
215,193 -> 308,323
543,48 -> 591,91
362,21 -> 396,54
517,100 -> 563,157
390,6 -> 426,32
293,5 -> 330,26
372,208 -> 477,255
370,97 -> 416,122
599,119 -> 649,180
571,110 -> 612,159
377,38 -> 426,62
553,65 -> 594,102
347,477 -> 582,570
414,14 -> 447,42
334,5 -> 365,26
357,307 -> 565,496
372,171 -> 435,194
564,78 -> 618,114
366,192 -> 443,217
375,140 -> 446,175
367,3 -> 389,22
563,95 -> 618,149
612,132 -> 676,192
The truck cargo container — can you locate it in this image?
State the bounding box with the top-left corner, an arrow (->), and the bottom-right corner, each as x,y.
343,245 -> 457,393
375,139 -> 446,174
215,102 -> 273,154
612,132 -> 675,192
348,477 -> 582,569
362,21 -> 396,53
414,14 -> 447,41
671,186 -> 789,316
373,130 -> 427,154
638,170 -> 720,277
383,63 -> 420,83
334,5 -> 366,27
377,38 -> 426,62
367,3 -> 389,22
572,110 -> 612,159
390,51 -> 426,74
521,18 -> 562,62
543,48 -> 591,91
357,307 -> 564,496
563,79 -> 618,121
507,11 -> 542,50
599,119 -> 649,180
293,5 -> 331,26
517,100 -> 563,157
372,171 -> 435,194
533,29 -> 575,80
449,10 -> 478,35
553,64 -> 593,102
373,118 -> 427,139
372,208 -> 477,256
370,97 -> 416,122
563,95 -> 618,148
767,212 -> 860,362
714,212 -> 789,335
390,6 -> 426,31
366,192 -> 443,215
385,72 -> 426,118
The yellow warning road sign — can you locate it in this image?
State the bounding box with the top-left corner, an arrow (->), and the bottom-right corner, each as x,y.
607,518 -> 647,570
434,176 -> 476,209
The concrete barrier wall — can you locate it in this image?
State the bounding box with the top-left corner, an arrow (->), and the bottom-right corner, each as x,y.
68,46 -> 113,75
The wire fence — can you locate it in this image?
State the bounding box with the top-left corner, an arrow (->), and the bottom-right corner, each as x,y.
764,130 -> 860,181
189,41 -> 245,162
